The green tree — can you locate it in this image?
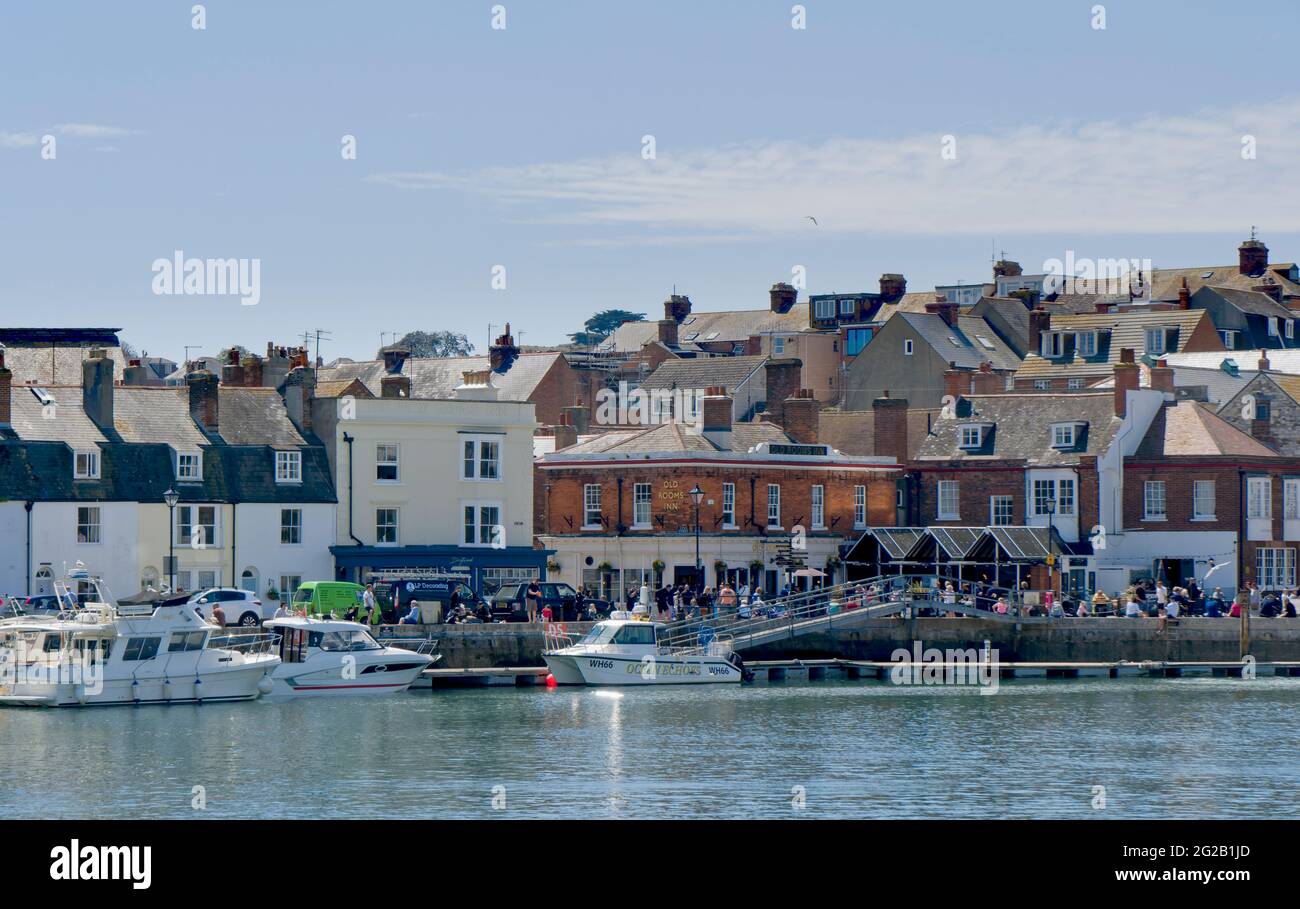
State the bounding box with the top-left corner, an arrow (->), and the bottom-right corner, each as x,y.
568,309 -> 646,346
383,331 -> 475,358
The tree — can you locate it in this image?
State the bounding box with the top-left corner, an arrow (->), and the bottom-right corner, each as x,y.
382,331 -> 475,358
567,309 -> 646,346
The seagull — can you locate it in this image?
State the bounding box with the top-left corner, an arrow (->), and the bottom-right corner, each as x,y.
805,216 -> 818,226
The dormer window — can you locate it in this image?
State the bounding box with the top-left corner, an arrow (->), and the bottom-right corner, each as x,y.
176,451 -> 202,482
1145,326 -> 1178,355
1075,331 -> 1097,357
959,424 -> 987,449
1051,422 -> 1084,448
1040,332 -> 1064,357
1268,317 -> 1280,337
814,299 -> 836,320
1288,321 -> 1296,340
275,450 -> 302,484
74,450 -> 100,480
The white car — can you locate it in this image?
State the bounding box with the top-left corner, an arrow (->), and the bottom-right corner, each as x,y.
187,588 -> 270,627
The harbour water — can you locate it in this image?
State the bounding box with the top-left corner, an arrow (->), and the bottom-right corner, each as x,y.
2,678 -> 1297,819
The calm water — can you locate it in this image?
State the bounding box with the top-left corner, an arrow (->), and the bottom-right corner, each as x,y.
2,678 -> 1297,819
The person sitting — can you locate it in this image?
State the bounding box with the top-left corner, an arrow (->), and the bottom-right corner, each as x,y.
1284,592 -> 1299,618
399,600 -> 421,625
1204,589 -> 1225,617
1260,595 -> 1282,618
1124,593 -> 1142,618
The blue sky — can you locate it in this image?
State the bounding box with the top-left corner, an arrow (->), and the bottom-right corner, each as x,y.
2,0 -> 1298,363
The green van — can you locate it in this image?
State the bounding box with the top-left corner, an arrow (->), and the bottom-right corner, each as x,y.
292,581 -> 366,618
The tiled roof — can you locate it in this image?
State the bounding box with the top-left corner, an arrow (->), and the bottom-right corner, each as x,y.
1151,263 -> 1300,301
898,312 -> 1022,371
915,392 -> 1122,465
1133,401 -> 1275,459
555,419 -> 790,456
603,306 -> 813,352
640,355 -> 767,391
1015,309 -> 1216,379
874,292 -> 936,324
2,346 -> 129,386
314,378 -> 374,399
317,352 -> 560,401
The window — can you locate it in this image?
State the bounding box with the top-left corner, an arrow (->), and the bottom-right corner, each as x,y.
814,299 -> 835,320
168,631 -> 207,653
280,508 -> 302,545
773,337 -> 785,355
990,496 -> 1014,526
853,485 -> 866,528
937,481 -> 960,520
1268,317 -> 1280,337
1194,480 -> 1217,520
633,483 -> 652,528
275,450 -> 301,483
1075,331 -> 1096,357
1257,548 -> 1296,589
722,483 -> 736,527
376,444 -> 399,482
583,484 -> 602,528
1221,330 -> 1237,350
767,484 -> 781,528
839,299 -> 855,316
1288,321 -> 1296,340
1033,480 -> 1056,517
462,502 -> 503,547
1144,326 -> 1177,355
462,436 -> 501,480
1058,478 -> 1075,515
375,508 -> 399,545
176,451 -> 202,482
122,637 -> 161,662
76,506 -> 101,544
1033,379 -> 1050,390
1067,378 -> 1085,390
176,506 -> 217,547
846,327 -> 873,356
74,450 -> 100,479
1248,477 -> 1272,519
1040,332 -> 1064,357
279,575 -> 303,598
904,339 -> 914,356
959,425 -> 983,449
1144,481 -> 1167,520
1254,399 -> 1271,421
811,485 -> 825,528
1051,424 -> 1076,447
1287,479 -> 1300,520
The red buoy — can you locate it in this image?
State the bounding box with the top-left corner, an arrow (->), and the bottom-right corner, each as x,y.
545,673 -> 557,688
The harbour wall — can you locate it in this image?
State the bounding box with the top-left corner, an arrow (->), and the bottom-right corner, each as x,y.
382,618 -> 1300,668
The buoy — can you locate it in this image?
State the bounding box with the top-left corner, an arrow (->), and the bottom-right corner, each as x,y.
545,673 -> 557,688
257,676 -> 274,695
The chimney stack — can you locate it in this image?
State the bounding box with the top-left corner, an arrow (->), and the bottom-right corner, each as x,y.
0,348 -> 11,426
926,298 -> 959,328
488,323 -> 520,372
1258,352 -> 1271,373
81,348 -> 115,431
764,358 -> 803,426
221,347 -> 246,386
1113,348 -> 1138,417
943,364 -> 970,401
701,385 -> 733,448
872,392 -> 909,464
971,361 -> 1003,395
553,412 -> 578,451
994,258 -> 1023,280
284,366 -> 316,431
263,343 -> 291,390
1178,277 -> 1191,310
1239,235 -> 1269,276
782,388 -> 820,444
381,345 -> 410,375
241,352 -> 264,388
769,283 -> 797,314
122,358 -> 152,386
380,374 -> 411,399
657,318 -> 678,347
1150,358 -> 1175,396
1028,308 -> 1051,354
561,403 -> 590,434
664,294 -> 692,323
879,274 -> 907,304
187,369 -> 220,432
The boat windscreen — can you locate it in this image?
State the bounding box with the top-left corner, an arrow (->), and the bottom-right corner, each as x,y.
578,624 -> 617,646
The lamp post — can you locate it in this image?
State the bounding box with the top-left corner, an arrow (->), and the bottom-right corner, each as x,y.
163,487 -> 179,593
689,485 -> 704,591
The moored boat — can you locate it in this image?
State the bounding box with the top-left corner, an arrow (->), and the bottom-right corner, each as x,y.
262,616 -> 435,698
543,613 -> 745,686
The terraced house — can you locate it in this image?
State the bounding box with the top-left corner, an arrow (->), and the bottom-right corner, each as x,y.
0,349 -> 335,603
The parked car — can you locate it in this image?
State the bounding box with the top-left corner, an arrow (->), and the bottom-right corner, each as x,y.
187,588 -> 269,626
22,594 -> 63,614
489,581 -> 589,622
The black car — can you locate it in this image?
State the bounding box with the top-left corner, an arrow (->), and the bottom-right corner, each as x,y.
490,582 -> 589,622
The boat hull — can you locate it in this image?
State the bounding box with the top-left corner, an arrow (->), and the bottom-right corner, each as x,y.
544,651 -> 741,685
0,658 -> 276,707
264,653 -> 433,699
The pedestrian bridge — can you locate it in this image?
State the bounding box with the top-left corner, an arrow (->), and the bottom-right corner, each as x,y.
657,576 -> 1024,655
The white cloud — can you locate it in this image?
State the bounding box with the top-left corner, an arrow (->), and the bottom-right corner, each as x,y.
53,123 -> 136,138
0,132 -> 39,148
367,99 -> 1300,238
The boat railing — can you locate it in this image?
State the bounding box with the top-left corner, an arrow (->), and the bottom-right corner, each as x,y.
209,632 -> 280,656
543,622 -> 576,652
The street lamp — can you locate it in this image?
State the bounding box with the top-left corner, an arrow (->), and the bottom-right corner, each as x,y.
163,487 -> 179,593
689,485 -> 705,590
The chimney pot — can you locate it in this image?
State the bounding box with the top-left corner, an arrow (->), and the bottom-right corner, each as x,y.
769,283 -> 797,314
879,274 -> 907,304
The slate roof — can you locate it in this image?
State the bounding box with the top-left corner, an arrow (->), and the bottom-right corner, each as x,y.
1164,349 -> 1300,374
602,306 -> 813,353
915,392 -> 1122,465
1151,263 -> 1300,301
874,292 -> 937,324
1193,285 -> 1297,320
640,355 -> 767,391
2,345 -> 129,386
317,352 -> 558,401
968,296 -> 1031,353
1133,401 -> 1275,459
7,385 -> 108,447
215,388 -> 309,447
314,378 -> 374,400
897,312 -> 1022,371
112,387 -> 211,448
1015,309 -> 1216,380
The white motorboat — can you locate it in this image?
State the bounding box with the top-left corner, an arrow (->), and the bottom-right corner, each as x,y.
543,614 -> 745,686
0,567 -> 279,707
262,616 -> 435,698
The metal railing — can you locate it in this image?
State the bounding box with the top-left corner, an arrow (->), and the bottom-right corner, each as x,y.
208,632 -> 280,656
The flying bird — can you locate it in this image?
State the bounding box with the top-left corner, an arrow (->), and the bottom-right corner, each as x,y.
805,216 -> 818,226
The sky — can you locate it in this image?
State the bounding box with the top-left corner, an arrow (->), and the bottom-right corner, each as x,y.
2,0 -> 1299,364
